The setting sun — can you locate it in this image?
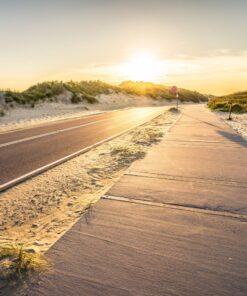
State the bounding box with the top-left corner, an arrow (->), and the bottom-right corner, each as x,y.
120,52 -> 162,82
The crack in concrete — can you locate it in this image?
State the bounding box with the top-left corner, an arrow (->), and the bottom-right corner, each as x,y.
125,170 -> 247,188
102,194 -> 247,221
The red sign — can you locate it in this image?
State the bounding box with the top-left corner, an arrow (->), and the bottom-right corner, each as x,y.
170,86 -> 178,95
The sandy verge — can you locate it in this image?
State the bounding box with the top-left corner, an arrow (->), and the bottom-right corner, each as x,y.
0,93 -> 175,133
215,111 -> 247,140
0,109 -> 179,254
0,103 -> 102,133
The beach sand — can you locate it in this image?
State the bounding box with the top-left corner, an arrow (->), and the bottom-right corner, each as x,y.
215,111 -> 247,140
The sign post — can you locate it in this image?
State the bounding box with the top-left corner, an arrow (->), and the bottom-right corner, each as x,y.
228,101 -> 233,120
170,86 -> 179,109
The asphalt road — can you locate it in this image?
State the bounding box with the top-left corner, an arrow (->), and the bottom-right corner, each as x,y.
0,107 -> 165,189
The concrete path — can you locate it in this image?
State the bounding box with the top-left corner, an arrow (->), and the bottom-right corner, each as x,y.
24,105 -> 247,296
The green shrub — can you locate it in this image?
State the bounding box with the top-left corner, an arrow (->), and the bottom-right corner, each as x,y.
0,109 -> 5,117
5,91 -> 25,105
209,101 -> 230,112
71,92 -> 98,104
232,103 -> 245,113
71,93 -> 82,104
208,92 -> 247,113
168,107 -> 180,113
82,93 -> 98,104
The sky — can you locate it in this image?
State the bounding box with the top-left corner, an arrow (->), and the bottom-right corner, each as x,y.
0,0 -> 246,95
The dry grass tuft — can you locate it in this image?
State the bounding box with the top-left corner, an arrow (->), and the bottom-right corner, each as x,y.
132,128 -> 163,145
168,107 -> 180,113
111,145 -> 146,162
0,243 -> 50,279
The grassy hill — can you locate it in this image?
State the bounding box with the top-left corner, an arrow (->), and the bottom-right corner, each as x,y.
208,91 -> 247,113
120,81 -> 208,102
1,80 -> 207,110
2,81 -> 120,107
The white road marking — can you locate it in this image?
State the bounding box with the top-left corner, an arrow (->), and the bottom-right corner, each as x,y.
0,117 -> 113,148
0,107 -> 158,148
0,108 -> 165,192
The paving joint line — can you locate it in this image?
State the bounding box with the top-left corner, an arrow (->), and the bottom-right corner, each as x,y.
161,143 -> 247,149
102,194 -> 247,221
125,171 -> 247,188
165,139 -> 246,144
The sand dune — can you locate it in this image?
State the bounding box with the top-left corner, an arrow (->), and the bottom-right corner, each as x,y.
0,93 -> 175,133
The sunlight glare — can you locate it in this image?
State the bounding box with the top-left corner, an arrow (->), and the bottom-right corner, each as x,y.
120,52 -> 162,82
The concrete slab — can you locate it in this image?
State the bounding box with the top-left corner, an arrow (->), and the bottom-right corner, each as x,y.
168,106 -> 241,141
130,145 -> 247,183
25,199 -> 247,296
167,106 -> 247,145
108,173 -> 247,214
127,106 -> 247,184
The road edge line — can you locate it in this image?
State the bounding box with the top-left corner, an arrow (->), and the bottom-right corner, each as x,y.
0,108 -> 168,193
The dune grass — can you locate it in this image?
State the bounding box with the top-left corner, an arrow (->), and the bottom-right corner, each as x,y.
3,80 -> 122,107
208,91 -> 247,113
4,81 -> 64,107
3,81 -> 111,107
120,81 -> 208,102
2,80 -> 208,108
71,92 -> 98,104
64,80 -> 120,97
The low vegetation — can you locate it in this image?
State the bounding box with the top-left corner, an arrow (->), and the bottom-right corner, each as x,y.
0,243 -> 49,279
64,80 -> 120,97
111,145 -> 146,163
0,108 -> 5,117
132,128 -> 164,145
70,92 -> 98,104
208,91 -> 247,113
4,81 -> 65,107
120,81 -> 208,102
1,80 -> 208,110
2,80 -> 120,108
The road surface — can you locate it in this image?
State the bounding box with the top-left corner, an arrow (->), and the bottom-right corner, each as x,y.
0,107 -> 165,190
